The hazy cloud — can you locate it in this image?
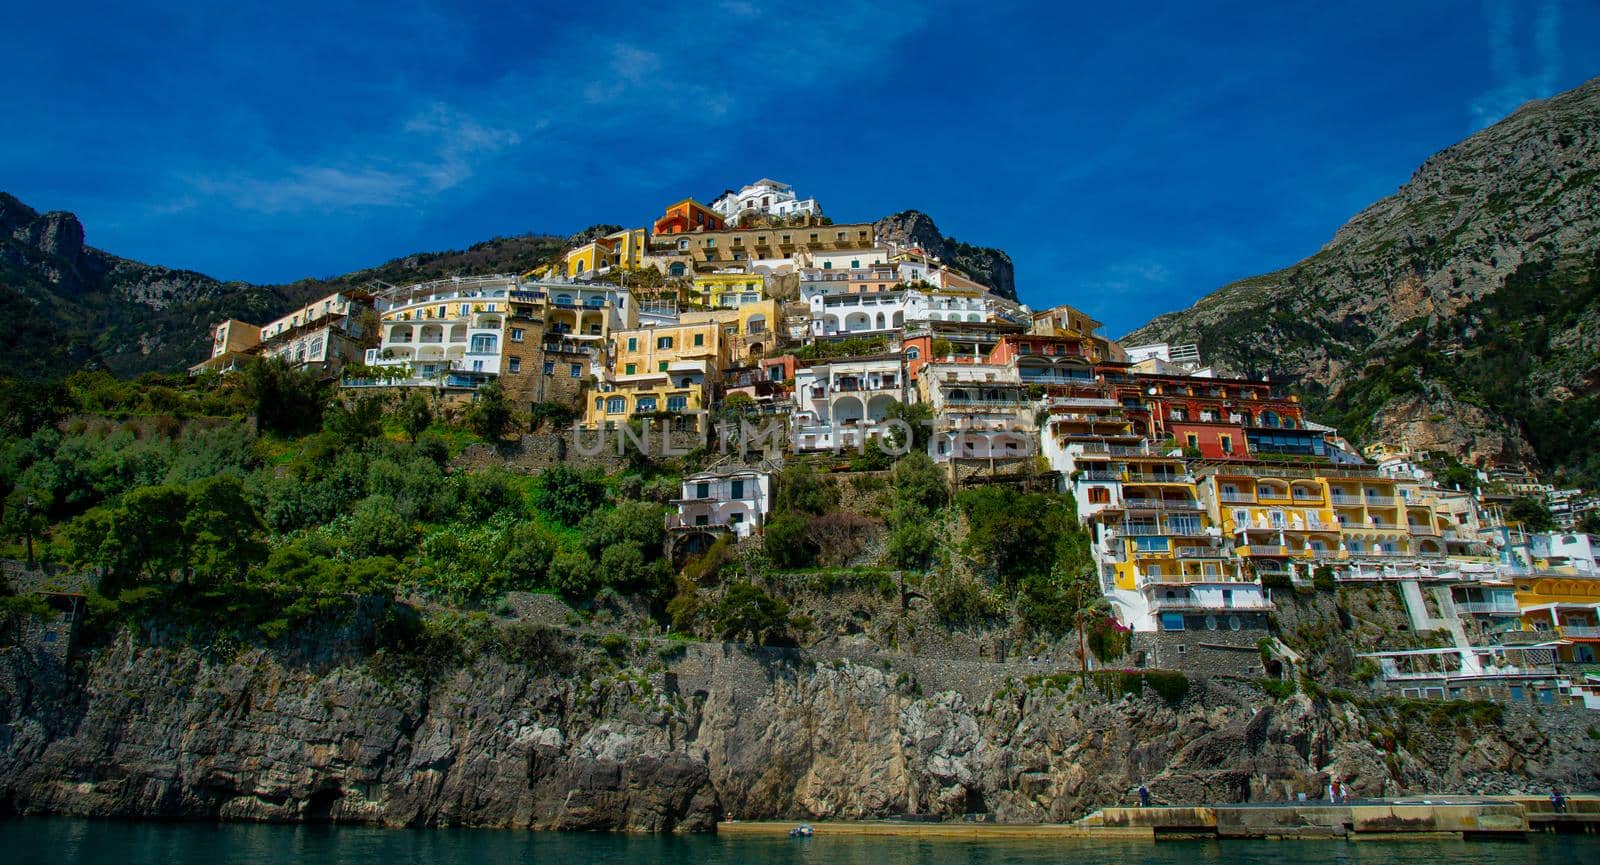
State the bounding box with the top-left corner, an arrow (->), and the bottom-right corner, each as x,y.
1470,0 -> 1564,129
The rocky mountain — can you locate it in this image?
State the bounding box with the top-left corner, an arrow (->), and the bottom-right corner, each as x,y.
1126,76 -> 1600,485
0,192 -> 570,379
874,210 -> 1017,300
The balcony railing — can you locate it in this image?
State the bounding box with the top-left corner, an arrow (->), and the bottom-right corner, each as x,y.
1455,601 -> 1519,615
1123,500 -> 1204,511
1561,625 -> 1600,639
1220,493 -> 1255,503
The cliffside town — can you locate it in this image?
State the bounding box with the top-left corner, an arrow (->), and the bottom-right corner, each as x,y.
4,164 -> 1600,829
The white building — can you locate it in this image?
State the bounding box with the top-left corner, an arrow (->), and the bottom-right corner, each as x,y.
792,356 -> 907,451
361,276 -> 519,389
917,362 -> 1036,463
670,466 -> 773,538
710,179 -> 823,226
809,291 -> 910,338
1532,532 -> 1600,575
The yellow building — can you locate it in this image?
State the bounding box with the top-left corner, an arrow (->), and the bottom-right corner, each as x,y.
1196,467 -> 1340,567
1109,457 -> 1216,591
582,321 -> 729,432
688,272 -> 767,308
1512,574 -> 1600,663
680,298 -> 781,360
565,228 -> 649,278
1322,475 -> 1447,558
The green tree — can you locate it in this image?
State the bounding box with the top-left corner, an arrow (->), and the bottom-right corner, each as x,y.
1,487 -> 50,565
182,475 -> 268,585
240,357 -> 326,436
399,393 -> 433,443
345,494 -> 416,559
884,402 -> 936,454
711,582 -> 790,645
763,511 -> 817,569
775,462 -> 836,515
532,466 -> 606,526
1507,496 -> 1556,532
323,395 -> 385,442
890,451 -> 947,511
466,381 -> 513,440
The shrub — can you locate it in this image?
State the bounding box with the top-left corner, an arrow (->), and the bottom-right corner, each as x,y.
533,465 -> 606,527
710,582 -> 791,645
764,511 -> 817,569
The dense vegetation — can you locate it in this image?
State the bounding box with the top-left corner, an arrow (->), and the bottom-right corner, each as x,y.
3,361 -> 1112,664
0,363 -> 672,644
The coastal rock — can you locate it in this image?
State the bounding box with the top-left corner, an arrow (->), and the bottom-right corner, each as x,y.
2,636 -> 1598,831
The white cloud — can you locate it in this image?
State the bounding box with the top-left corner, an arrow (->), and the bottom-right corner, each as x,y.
179,1 -> 941,214
1469,0 -> 1564,129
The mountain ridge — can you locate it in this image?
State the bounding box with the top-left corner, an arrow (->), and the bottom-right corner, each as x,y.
1126,75 -> 1600,483
2,196 -> 1013,378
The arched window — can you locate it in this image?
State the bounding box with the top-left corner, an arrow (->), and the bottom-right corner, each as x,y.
905,347 -> 920,360
606,397 -> 626,414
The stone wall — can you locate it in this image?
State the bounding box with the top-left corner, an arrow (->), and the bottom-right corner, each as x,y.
1130,625 -> 1269,678
451,427 -> 706,474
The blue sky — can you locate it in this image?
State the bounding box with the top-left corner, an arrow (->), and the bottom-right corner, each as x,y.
5,1 -> 1596,336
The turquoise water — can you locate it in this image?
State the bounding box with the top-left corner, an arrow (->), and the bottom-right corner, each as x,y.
2,818 -> 1596,865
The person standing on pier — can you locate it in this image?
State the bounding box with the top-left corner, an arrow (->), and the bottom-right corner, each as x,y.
1138,785 -> 1151,808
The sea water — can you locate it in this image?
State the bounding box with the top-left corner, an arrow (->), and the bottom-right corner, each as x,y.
2,817 -> 1596,865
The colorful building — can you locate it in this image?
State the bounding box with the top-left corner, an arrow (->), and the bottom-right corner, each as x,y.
653,199 -> 725,235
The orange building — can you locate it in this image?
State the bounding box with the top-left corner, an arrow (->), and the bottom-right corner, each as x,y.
653,198 -> 725,235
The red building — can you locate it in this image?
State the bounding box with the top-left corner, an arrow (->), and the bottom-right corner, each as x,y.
653,199 -> 725,235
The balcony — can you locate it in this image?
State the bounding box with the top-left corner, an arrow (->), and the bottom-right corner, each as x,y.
1560,625 -> 1600,639
1220,493 -> 1255,503
1455,601 -> 1519,615
1363,495 -> 1399,506
1123,499 -> 1204,512
1078,470 -> 1121,481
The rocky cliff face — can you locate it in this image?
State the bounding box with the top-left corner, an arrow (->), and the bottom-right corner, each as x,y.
874,210 -> 1017,301
1125,77 -> 1600,480
3,630 -> 1595,828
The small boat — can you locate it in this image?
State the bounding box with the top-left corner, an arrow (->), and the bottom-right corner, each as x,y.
788,823 -> 814,838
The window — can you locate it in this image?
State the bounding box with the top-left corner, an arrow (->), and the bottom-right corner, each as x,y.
851,260 -> 860,269
625,363 -> 637,375
569,364 -> 581,378
627,337 -> 638,351
606,397 -> 626,414
636,396 -> 658,413
657,336 -> 674,349
659,362 -> 668,372
1088,487 -> 1110,504
544,361 -> 555,375
508,356 -> 521,373
1185,434 -> 1199,449
823,261 -> 832,269
667,395 -> 687,412
510,328 -> 525,342
470,334 -> 497,353
1220,435 -> 1233,454
731,479 -> 744,498
1160,612 -> 1186,632
1018,343 -> 1032,355
694,333 -> 705,346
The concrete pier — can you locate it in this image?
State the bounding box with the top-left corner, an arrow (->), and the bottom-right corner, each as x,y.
717,795 -> 1600,839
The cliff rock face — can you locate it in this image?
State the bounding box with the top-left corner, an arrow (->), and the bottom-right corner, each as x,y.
874,210 -> 1017,301
3,634 -> 1595,828
1125,77 -> 1600,478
